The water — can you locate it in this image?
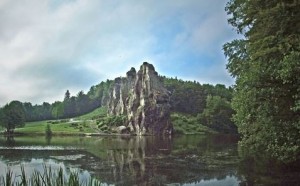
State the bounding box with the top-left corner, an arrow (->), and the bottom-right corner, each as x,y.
0,134 -> 299,185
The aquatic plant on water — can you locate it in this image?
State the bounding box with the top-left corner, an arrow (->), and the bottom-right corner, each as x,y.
0,165 -> 102,186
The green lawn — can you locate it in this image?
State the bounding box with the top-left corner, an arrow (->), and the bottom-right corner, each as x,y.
15,107 -> 107,135
15,120 -> 95,135
76,107 -> 107,120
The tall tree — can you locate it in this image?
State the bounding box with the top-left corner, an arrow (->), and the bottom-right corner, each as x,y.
76,91 -> 90,114
223,0 -> 300,161
64,90 -> 71,101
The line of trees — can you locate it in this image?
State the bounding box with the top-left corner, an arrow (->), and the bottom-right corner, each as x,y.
0,80 -> 113,133
0,76 -> 235,134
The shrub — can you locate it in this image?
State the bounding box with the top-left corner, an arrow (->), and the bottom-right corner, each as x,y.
45,124 -> 52,137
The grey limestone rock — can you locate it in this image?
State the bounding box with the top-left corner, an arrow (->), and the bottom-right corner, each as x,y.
107,62 -> 172,135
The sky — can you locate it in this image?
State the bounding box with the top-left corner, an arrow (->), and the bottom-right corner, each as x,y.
0,0 -> 237,106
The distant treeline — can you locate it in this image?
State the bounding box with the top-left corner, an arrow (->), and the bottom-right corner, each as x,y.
0,80 -> 113,132
0,77 -> 236,133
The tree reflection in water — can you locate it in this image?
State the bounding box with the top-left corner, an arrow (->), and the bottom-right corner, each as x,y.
0,135 -> 299,185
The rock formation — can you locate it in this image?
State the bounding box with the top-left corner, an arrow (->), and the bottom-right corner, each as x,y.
107,62 -> 172,135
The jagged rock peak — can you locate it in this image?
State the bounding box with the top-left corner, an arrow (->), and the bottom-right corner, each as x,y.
107,62 -> 172,135
126,67 -> 136,78
142,61 -> 155,70
140,62 -> 158,76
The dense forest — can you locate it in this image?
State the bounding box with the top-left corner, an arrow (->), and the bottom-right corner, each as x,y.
162,77 -> 236,133
0,77 -> 235,133
224,0 -> 300,162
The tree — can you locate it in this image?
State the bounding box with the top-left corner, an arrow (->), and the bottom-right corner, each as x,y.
51,101 -> 64,119
64,96 -> 77,118
76,91 -> 90,114
223,0 -> 300,161
198,95 -> 236,133
64,90 -> 71,101
63,90 -> 77,118
0,101 -> 25,134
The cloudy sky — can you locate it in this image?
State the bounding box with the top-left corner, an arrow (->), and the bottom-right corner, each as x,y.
0,0 -> 237,106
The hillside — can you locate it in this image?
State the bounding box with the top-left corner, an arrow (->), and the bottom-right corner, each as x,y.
1,62 -> 236,135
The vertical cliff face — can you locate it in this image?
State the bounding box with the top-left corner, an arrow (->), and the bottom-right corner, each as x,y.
107,62 -> 172,135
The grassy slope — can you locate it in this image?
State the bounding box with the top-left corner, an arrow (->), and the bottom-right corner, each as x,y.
15,107 -> 107,135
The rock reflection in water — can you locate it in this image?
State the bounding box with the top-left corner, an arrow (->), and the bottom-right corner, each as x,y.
0,135 -> 239,185
97,136 -> 172,185
1,135 -> 298,185
90,135 -> 240,185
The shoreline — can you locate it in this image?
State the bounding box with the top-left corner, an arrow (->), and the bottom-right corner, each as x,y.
0,131 -> 176,137
0,132 -> 134,137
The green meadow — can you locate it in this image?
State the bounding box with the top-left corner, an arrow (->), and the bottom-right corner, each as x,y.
14,107 -> 107,135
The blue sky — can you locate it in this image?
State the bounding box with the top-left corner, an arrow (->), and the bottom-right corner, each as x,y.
0,0 -> 237,105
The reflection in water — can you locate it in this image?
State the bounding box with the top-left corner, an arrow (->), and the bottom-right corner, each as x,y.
237,156 -> 300,186
4,136 -> 16,146
46,135 -> 52,145
183,176 -> 239,186
105,136 -> 173,185
0,134 -> 299,185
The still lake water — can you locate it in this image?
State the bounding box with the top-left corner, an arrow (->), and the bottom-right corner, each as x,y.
0,134 -> 299,185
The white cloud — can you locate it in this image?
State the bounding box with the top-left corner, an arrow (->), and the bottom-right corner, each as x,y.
0,0 -> 236,105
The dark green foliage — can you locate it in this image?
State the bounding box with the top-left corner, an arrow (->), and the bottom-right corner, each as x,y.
76,91 -> 91,114
51,101 -> 64,120
198,95 -> 236,133
162,77 -> 235,133
63,95 -> 77,118
23,102 -> 52,121
171,113 -> 214,135
0,101 -> 25,133
87,79 -> 113,108
224,0 -> 300,161
162,77 -> 233,115
97,115 -> 127,132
